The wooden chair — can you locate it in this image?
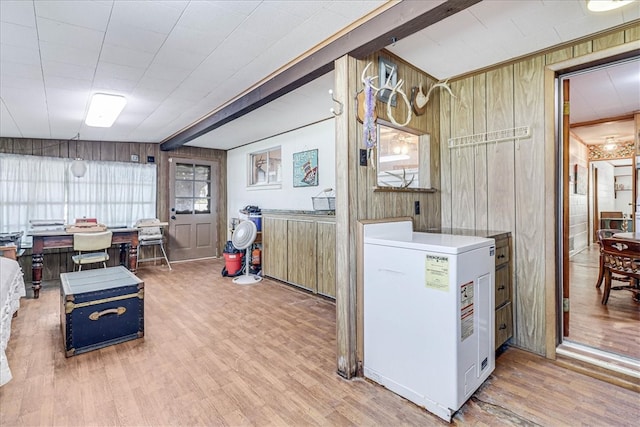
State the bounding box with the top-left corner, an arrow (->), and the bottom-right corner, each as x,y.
600,237 -> 640,305
595,229 -> 628,288
72,231 -> 112,271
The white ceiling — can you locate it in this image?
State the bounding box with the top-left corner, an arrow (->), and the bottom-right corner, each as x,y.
1,0 -> 639,151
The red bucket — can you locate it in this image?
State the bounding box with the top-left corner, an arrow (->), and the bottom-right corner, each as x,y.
223,253 -> 243,275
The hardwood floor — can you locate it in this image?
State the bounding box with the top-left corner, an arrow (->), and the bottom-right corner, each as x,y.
1,259 -> 638,426
569,245 -> 640,360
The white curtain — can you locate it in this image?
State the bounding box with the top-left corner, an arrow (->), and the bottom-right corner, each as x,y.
0,154 -> 157,240
0,154 -> 67,234
67,160 -> 156,227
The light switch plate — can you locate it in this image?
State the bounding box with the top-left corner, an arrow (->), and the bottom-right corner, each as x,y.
131,154 -> 139,162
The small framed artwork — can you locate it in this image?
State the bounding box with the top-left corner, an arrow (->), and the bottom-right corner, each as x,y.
574,164 -> 587,195
293,149 -> 318,187
378,56 -> 397,106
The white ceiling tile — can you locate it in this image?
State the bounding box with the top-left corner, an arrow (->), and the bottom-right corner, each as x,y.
42,60 -> 95,80
40,40 -> 100,68
0,99 -> 22,137
143,63 -> 191,83
161,26 -> 224,57
110,0 -> 186,35
36,17 -> 104,51
104,23 -> 168,53
99,44 -> 155,69
0,21 -> 39,49
152,46 -> 208,69
0,60 -> 42,80
91,76 -> 139,94
178,2 -> 246,35
213,0 -> 260,17
0,0 -> 36,27
171,85 -> 209,103
44,75 -> 93,92
323,1 -> 389,21
241,2 -> 305,43
34,0 -> 111,31
95,61 -> 146,83
0,43 -> 41,65
554,13 -> 625,42
1,74 -> 44,91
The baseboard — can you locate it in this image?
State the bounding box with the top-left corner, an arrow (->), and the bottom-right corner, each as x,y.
556,342 -> 640,392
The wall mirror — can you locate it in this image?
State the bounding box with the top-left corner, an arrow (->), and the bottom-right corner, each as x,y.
376,122 -> 431,191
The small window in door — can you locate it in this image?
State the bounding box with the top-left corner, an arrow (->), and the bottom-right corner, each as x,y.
175,163 -> 211,214
249,147 -> 281,186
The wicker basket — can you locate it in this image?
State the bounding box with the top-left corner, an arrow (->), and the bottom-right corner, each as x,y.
312,188 -> 336,211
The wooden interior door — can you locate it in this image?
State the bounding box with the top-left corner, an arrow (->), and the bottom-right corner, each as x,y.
169,158 -> 218,261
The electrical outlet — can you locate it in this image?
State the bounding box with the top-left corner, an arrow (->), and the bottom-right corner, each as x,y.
414,200 -> 420,215
359,149 -> 367,166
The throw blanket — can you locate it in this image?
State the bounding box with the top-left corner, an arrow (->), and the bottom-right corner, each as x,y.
0,257 -> 26,386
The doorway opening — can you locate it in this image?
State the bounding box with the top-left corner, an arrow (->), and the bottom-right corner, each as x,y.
559,56 -> 640,364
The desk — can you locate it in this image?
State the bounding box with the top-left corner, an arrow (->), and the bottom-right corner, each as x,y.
30,228 -> 139,299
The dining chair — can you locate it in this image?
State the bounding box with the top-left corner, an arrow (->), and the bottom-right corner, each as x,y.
600,237 -> 640,305
72,230 -> 112,271
595,229 -> 629,289
135,218 -> 172,270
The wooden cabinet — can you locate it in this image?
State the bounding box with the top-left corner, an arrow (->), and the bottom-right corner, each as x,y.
494,234 -> 513,350
262,217 -> 288,281
316,221 -> 336,297
287,219 -> 316,291
262,213 -> 336,298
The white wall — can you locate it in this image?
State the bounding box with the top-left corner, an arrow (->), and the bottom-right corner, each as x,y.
226,119 -> 335,228
569,137 -> 589,256
614,165 -> 633,214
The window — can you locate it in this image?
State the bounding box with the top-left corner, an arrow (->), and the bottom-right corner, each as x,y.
174,162 -> 211,214
249,147 -> 281,186
0,154 -> 157,242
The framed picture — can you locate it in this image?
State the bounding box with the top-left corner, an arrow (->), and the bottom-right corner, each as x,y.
293,149 -> 318,187
574,164 -> 587,195
378,56 -> 397,106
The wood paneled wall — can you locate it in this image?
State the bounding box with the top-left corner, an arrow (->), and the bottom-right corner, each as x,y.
334,51 -> 442,378
0,137 -> 226,282
439,23 -> 640,355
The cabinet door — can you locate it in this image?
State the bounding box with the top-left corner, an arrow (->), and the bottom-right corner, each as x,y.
287,219 -> 317,291
317,221 -> 336,298
263,217 -> 288,281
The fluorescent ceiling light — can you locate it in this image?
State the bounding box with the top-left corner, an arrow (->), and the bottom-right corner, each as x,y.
586,0 -> 635,12
85,93 -> 127,127
379,154 -> 410,163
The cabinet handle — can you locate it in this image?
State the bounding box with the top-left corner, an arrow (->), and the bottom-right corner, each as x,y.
499,323 -> 507,330
498,254 -> 506,259
498,285 -> 505,290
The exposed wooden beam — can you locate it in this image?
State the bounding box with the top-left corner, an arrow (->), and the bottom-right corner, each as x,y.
160,0 -> 480,151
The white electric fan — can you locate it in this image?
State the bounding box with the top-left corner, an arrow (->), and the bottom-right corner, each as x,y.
231,220 -> 262,285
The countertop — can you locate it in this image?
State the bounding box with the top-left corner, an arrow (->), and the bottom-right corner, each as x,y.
426,228 -> 511,240
261,209 -> 335,216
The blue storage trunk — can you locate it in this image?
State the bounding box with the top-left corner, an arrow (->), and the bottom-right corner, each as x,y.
60,266 -> 144,357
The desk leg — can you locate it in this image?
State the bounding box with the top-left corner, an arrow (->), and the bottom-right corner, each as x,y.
120,243 -> 137,273
32,253 -> 43,299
